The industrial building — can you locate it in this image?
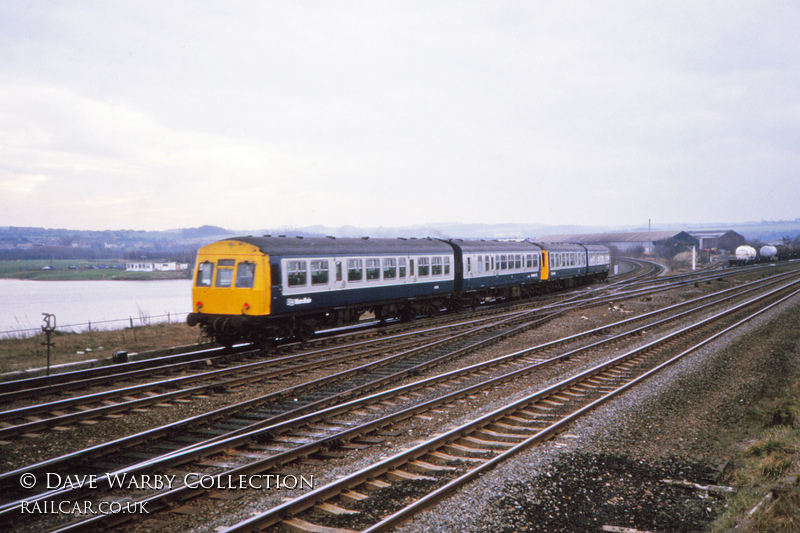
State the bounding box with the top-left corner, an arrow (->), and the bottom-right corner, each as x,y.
536,230 -> 745,254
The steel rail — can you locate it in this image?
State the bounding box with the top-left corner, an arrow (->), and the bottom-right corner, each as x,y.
3,267 -> 793,485
0,309 -> 538,439
18,276 -> 800,532
3,266 -> 791,461
222,280 -> 800,533
0,304 -> 559,500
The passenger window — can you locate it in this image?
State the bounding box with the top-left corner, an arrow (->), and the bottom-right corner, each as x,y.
196,262 -> 214,287
336,261 -> 343,282
431,257 -> 443,276
235,262 -> 256,288
287,260 -> 307,287
311,260 -> 329,285
399,258 -> 407,278
216,259 -> 235,287
445,257 -> 450,275
500,255 -> 508,270
515,255 -> 522,269
347,259 -> 363,282
418,257 -> 430,276
366,259 -> 380,280
383,258 -> 397,279
486,256 -> 491,272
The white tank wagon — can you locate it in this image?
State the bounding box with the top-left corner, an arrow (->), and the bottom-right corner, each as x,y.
728,245 -> 758,267
759,245 -> 778,261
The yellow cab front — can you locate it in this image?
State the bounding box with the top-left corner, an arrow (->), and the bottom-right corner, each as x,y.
192,240 -> 271,317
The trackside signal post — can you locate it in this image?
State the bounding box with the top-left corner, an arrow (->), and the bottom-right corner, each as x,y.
41,313 -> 56,376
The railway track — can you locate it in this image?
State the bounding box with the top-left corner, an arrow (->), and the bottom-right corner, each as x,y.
222,278 -> 800,533
5,266 -> 800,532
0,308 -> 555,439
0,263 -> 662,440
0,302 -> 575,496
0,270 -> 731,444
0,256 -> 649,400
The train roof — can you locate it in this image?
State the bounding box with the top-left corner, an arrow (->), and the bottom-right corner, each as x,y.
529,241 -> 589,252
226,236 -> 454,256
581,244 -> 610,252
449,239 -> 541,253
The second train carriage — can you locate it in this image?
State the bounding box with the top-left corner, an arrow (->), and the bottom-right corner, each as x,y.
583,244 -> 612,280
452,239 -> 543,303
188,235 -> 612,347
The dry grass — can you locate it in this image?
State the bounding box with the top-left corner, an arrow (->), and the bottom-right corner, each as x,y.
712,381 -> 800,532
0,323 -> 204,373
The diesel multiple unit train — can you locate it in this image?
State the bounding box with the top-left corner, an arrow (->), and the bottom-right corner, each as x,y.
187,236 -> 611,348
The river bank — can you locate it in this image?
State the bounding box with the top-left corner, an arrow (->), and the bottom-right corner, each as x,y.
0,259 -> 191,281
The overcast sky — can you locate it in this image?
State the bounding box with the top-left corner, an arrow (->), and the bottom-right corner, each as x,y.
1,1 -> 799,232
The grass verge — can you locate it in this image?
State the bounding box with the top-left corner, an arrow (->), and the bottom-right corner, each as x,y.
711,366 -> 800,532
0,322 -> 204,373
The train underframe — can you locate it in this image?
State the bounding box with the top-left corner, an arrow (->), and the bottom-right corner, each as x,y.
189,271 -> 608,351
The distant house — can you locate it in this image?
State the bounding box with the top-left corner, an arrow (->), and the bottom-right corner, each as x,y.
126,262 -> 189,272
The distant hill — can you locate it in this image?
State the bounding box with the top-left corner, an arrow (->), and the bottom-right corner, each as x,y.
3,220 -> 800,261
179,225 -> 234,239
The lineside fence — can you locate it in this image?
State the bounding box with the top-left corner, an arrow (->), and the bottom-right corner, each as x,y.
0,312 -> 190,339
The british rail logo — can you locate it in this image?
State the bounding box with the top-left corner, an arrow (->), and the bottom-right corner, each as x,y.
287,297 -> 312,306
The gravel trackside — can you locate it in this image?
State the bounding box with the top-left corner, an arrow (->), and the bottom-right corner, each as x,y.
395,294 -> 800,533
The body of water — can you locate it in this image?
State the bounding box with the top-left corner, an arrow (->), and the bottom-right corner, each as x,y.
0,279 -> 192,337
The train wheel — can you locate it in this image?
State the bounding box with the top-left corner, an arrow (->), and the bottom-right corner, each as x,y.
298,323 -> 315,346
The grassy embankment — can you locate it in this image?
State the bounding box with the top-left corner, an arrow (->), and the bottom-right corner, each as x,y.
711,382 -> 800,532
0,260 -> 190,281
711,317 -> 800,533
0,322 -> 203,373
